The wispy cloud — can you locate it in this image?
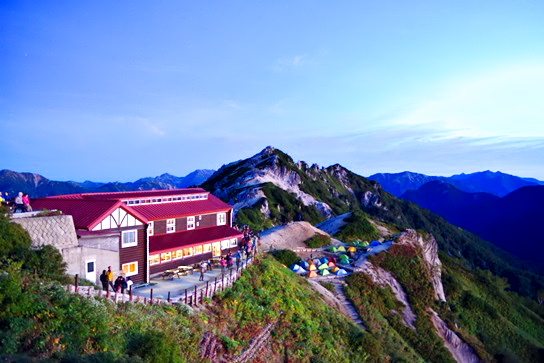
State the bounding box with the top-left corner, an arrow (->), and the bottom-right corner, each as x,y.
272,54 -> 308,72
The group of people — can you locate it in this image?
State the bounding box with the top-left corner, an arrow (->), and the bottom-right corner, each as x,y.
1,192 -> 32,213
99,266 -> 133,293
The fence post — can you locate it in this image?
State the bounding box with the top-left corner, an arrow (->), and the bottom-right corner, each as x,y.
206,281 -> 209,298
214,277 -> 217,295
167,291 -> 171,303
129,286 -> 133,302
185,289 -> 188,305
150,289 -> 153,305
194,285 -> 197,306
74,274 -> 79,292
222,274 -> 224,292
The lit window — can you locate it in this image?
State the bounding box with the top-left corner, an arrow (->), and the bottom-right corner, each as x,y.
147,221 -> 154,236
187,216 -> 195,230
230,238 -> 238,247
212,242 -> 221,257
217,212 -> 227,226
173,249 -> 183,260
122,230 -> 137,248
203,244 -> 212,253
183,247 -> 194,257
122,261 -> 138,277
167,219 -> 176,233
194,245 -> 203,255
149,254 -> 160,265
161,252 -> 172,263
221,240 -> 230,249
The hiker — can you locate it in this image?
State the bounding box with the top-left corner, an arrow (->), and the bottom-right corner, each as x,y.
114,276 -> 126,293
199,262 -> 206,281
106,266 -> 115,291
207,259 -> 212,271
236,256 -> 241,270
99,270 -> 109,291
220,256 -> 227,273
14,192 -> 25,213
226,252 -> 232,269
126,277 -> 133,292
22,193 -> 32,212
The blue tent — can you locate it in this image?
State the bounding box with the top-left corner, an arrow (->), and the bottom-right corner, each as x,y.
335,269 -> 348,276
300,261 -> 310,269
320,257 -> 329,264
370,240 -> 381,247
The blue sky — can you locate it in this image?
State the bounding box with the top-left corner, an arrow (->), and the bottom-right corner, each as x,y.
2,1 -> 544,182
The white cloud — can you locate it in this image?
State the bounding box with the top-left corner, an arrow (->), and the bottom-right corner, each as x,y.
272,54 -> 308,72
394,64 -> 544,139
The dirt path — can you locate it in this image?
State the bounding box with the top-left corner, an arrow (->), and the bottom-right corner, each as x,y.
331,279 -> 366,330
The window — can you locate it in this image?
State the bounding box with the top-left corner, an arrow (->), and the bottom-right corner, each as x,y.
212,242 -> 221,257
167,219 -> 176,233
194,245 -> 203,255
161,252 -> 172,263
149,254 -> 160,265
183,247 -> 194,257
221,240 -> 230,250
187,216 -> 195,230
203,244 -> 212,253
173,249 -> 183,260
122,230 -> 137,247
122,261 -> 138,277
217,212 -> 227,226
230,238 -> 238,247
147,221 -> 154,236
87,261 -> 95,273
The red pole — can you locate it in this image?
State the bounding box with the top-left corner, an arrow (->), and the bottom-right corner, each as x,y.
75,274 -> 79,292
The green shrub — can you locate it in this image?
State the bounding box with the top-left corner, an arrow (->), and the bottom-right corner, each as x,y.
270,249 -> 299,267
304,234 -> 331,248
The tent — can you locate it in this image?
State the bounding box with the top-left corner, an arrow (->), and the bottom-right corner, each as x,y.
300,261 -> 310,269
320,257 -> 329,264
329,246 -> 338,253
370,240 -> 381,247
308,263 -> 317,271
295,267 -> 307,275
308,270 -> 318,278
331,266 -> 340,273
313,258 -> 321,265
291,264 -> 302,272
348,246 -> 357,253
339,255 -> 350,264
361,241 -> 369,247
337,246 -> 347,252
335,269 -> 348,276
320,269 -> 330,276
318,263 -> 329,270
328,261 -> 336,268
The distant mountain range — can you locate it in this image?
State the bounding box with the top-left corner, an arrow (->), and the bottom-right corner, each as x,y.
369,170 -> 543,197
401,181 -> 544,267
0,169 -> 215,197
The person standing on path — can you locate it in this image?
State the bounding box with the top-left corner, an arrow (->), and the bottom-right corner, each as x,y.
99,270 -> 109,291
106,266 -> 115,291
220,257 -> 226,274
199,262 -> 206,281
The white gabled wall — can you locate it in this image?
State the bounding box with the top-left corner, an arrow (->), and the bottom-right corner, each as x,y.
92,208 -> 143,231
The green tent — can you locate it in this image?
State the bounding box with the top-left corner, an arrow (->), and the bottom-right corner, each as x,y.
361,241 -> 369,247
339,254 -> 350,264
329,246 -> 338,253
337,246 -> 346,252
320,269 -> 330,276
318,263 -> 329,270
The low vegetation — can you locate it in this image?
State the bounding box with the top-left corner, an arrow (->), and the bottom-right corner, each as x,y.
335,210 -> 382,242
304,234 -> 331,248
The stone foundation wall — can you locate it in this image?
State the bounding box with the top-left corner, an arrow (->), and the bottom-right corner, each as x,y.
12,214 -> 79,249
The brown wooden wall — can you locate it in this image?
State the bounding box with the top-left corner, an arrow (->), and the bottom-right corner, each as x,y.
118,226 -> 147,284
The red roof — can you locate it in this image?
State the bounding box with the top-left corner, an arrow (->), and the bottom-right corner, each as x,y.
131,194 -> 231,220
53,188 -> 206,200
149,225 -> 243,254
31,198 -> 148,230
